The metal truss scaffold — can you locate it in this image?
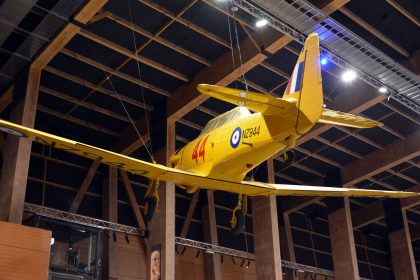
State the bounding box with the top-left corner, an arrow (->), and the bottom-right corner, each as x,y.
24,203 -> 148,237
232,0 -> 420,115
175,237 -> 334,277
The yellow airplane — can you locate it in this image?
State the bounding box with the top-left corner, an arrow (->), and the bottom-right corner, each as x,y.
0,33 -> 417,234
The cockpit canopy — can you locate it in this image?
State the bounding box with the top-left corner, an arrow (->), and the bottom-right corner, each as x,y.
200,107 -> 251,135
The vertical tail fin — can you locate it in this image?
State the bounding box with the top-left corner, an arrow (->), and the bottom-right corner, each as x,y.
283,33 -> 323,134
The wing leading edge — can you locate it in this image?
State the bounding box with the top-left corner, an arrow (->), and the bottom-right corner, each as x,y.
0,119 -> 417,199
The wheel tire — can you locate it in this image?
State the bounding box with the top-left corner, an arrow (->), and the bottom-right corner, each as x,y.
231,210 -> 245,235
281,150 -> 295,171
144,196 -> 158,222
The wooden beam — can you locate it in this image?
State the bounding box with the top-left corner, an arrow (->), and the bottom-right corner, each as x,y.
388,210 -> 418,279
44,66 -> 153,110
342,130 -> 420,187
201,190 -> 221,280
60,48 -> 170,97
37,105 -> 119,137
180,190 -> 200,238
40,86 -> 130,123
252,158 -> 283,280
139,0 -> 231,49
401,48 -> 420,76
0,85 -> 13,114
352,185 -> 419,229
329,198 -> 359,279
112,113 -> 151,155
32,0 -> 108,69
68,160 -> 100,213
119,170 -> 146,229
78,29 -> 189,82
106,12 -> 211,66
166,0 -> 349,122
0,67 -> 41,223
340,7 -> 409,57
102,167 -> 118,279
386,0 -> 420,27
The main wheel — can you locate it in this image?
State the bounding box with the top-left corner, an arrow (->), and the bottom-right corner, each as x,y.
144,196 -> 158,222
230,210 -> 245,235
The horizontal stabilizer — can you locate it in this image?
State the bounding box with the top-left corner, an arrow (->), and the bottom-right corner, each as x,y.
318,109 -> 382,128
197,84 -> 295,115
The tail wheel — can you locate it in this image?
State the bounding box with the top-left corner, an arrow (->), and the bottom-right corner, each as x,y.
280,150 -> 295,171
144,195 -> 158,222
230,209 -> 245,235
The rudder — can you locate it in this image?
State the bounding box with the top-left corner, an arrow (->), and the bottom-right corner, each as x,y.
283,33 -> 323,134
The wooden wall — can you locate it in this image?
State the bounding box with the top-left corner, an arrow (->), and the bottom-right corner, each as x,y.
0,221 -> 51,280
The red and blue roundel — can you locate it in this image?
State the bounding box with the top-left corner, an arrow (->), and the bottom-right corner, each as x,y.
230,127 -> 241,148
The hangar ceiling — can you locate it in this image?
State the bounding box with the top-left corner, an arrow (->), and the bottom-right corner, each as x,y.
0,0 -> 419,278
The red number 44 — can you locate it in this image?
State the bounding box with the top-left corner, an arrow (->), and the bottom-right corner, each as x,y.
192,135 -> 209,163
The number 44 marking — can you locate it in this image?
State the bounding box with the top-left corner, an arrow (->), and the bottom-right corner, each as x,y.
192,135 -> 209,163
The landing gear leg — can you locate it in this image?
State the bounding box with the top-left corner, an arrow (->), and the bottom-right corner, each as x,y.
230,194 -> 248,235
144,180 -> 160,222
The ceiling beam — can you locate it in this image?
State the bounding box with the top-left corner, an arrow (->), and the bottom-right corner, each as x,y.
401,48 -> 420,76
78,29 -> 189,82
105,12 -> 211,67
31,0 -> 110,69
339,7 -> 409,57
166,0 -> 350,122
138,0 -> 231,49
386,0 -> 420,27
60,48 -> 170,97
44,66 -> 152,110
342,130 -> 420,187
352,185 -> 419,229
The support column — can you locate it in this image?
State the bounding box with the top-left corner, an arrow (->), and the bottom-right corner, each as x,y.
202,190 -> 221,280
147,119 -> 175,280
327,169 -> 359,280
385,200 -> 417,280
252,158 -> 283,280
102,167 -> 118,280
328,197 -> 359,280
279,213 -> 297,280
0,66 -> 40,223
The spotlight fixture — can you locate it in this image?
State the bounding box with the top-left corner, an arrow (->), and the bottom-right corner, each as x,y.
255,18 -> 268,28
379,86 -> 388,93
112,232 -> 117,242
50,237 -> 55,246
240,259 -> 245,267
341,70 -> 356,82
320,58 -> 328,65
220,255 -> 224,263
205,249 -> 215,254
246,260 -> 250,268
124,233 -> 130,244
231,256 -> 236,265
195,250 -> 201,258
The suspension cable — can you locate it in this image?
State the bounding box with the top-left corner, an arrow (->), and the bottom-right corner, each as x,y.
229,0 -> 249,91
104,73 -> 155,162
126,0 -> 155,162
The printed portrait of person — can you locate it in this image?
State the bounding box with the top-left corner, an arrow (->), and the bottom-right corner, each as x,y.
150,248 -> 161,280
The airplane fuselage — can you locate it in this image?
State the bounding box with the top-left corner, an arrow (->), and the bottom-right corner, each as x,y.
169,106 -> 300,183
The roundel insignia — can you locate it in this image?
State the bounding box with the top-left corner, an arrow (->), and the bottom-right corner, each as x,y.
0,126 -> 26,137
230,127 -> 241,148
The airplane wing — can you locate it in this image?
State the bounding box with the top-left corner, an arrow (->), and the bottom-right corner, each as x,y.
0,119 -> 417,199
318,109 -> 382,128
197,84 -> 295,115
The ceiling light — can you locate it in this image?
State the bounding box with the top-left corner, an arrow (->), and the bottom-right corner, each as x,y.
341,70 -> 356,82
379,86 -> 388,93
50,237 -> 55,246
255,19 -> 268,28
320,58 -> 328,65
